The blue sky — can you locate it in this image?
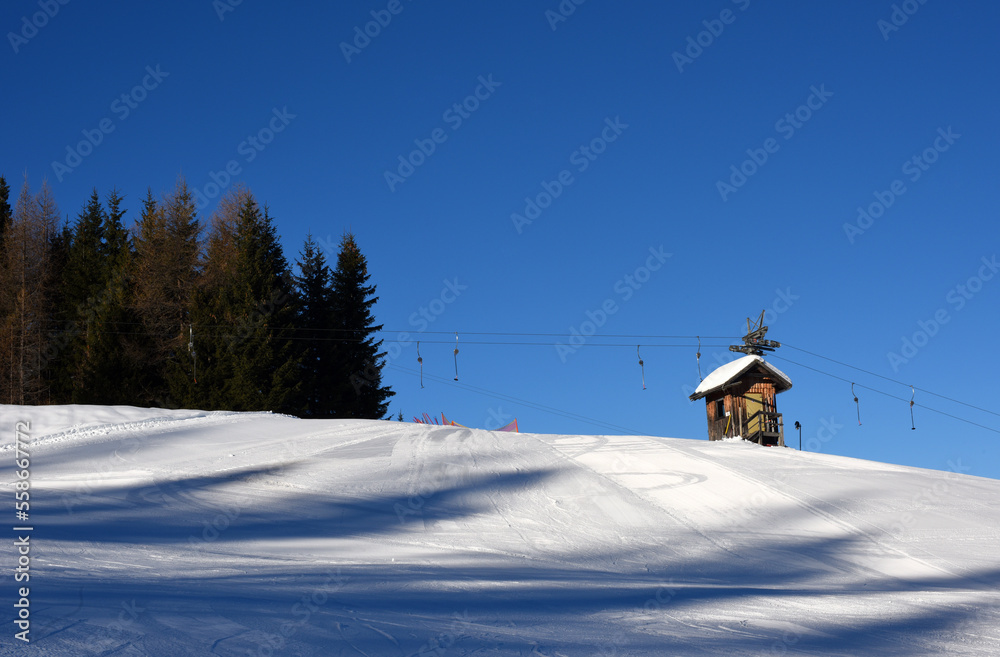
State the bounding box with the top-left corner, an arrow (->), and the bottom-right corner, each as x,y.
3,0 -> 998,478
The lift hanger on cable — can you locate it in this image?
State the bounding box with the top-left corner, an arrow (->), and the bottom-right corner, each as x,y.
852,382 -> 861,426
637,345 -> 646,390
696,336 -> 703,382
416,341 -> 424,389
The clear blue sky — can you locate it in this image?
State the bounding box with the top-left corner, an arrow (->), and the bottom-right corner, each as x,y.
3,1 -> 998,478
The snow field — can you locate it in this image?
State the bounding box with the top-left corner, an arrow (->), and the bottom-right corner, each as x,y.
1,404 -> 999,655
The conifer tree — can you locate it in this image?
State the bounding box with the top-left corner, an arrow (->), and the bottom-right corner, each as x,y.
36,182 -> 66,403
163,178 -> 202,329
201,185 -> 245,290
103,189 -> 131,275
330,232 -> 393,419
0,177 -> 14,401
55,189 -> 108,400
64,190 -> 107,304
79,262 -> 141,404
0,175 -> 11,250
292,234 -> 337,418
0,177 -> 59,403
171,193 -> 300,413
124,189 -> 168,404
167,187 -> 246,409
0,174 -> 403,414
227,199 -> 301,412
75,189 -> 142,404
132,179 -> 202,404
43,220 -> 72,402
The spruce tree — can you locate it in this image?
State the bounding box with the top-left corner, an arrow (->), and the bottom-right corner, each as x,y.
227,200 -> 301,412
76,189 -> 142,404
330,232 -> 393,419
64,190 -> 107,304
172,194 -> 300,413
80,260 -> 141,404
103,189 -> 130,275
292,234 -> 337,418
56,189 -> 108,400
169,266 -> 232,411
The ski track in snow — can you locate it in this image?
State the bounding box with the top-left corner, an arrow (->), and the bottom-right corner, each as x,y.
645,436 -> 965,583
549,430 -> 986,588
2,405 -> 999,655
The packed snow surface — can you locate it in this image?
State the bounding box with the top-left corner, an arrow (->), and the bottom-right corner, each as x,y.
2,405 -> 999,655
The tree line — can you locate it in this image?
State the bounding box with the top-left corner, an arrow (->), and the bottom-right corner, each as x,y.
0,174 -> 394,418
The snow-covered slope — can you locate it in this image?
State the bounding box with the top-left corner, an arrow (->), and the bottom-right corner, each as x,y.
2,405 -> 999,655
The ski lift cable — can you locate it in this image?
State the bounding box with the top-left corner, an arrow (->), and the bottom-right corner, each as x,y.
72,328 -> 735,348
36,319 -> 1000,427
770,354 -> 999,435
388,363 -> 644,435
784,343 -> 1000,419
40,319 -> 740,340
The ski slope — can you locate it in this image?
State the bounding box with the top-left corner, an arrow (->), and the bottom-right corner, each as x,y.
2,405 -> 999,656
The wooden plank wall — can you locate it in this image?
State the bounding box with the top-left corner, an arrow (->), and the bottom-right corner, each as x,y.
705,377 -> 779,441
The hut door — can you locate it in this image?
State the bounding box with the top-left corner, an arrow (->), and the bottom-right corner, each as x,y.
746,393 -> 763,435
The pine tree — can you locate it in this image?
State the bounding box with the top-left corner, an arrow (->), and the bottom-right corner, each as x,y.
292,234 -> 337,418
330,232 -> 393,419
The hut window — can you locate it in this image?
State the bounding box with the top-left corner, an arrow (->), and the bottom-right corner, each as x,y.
715,399 -> 726,417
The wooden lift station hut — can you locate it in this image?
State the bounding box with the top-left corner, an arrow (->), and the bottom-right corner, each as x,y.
689,313 -> 792,446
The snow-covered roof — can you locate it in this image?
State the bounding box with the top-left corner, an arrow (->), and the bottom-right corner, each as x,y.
689,354 -> 792,401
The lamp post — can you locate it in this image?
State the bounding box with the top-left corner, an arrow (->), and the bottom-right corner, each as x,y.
794,421 -> 801,451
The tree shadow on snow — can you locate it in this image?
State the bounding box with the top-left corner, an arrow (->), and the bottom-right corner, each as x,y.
20,437 -> 1000,656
